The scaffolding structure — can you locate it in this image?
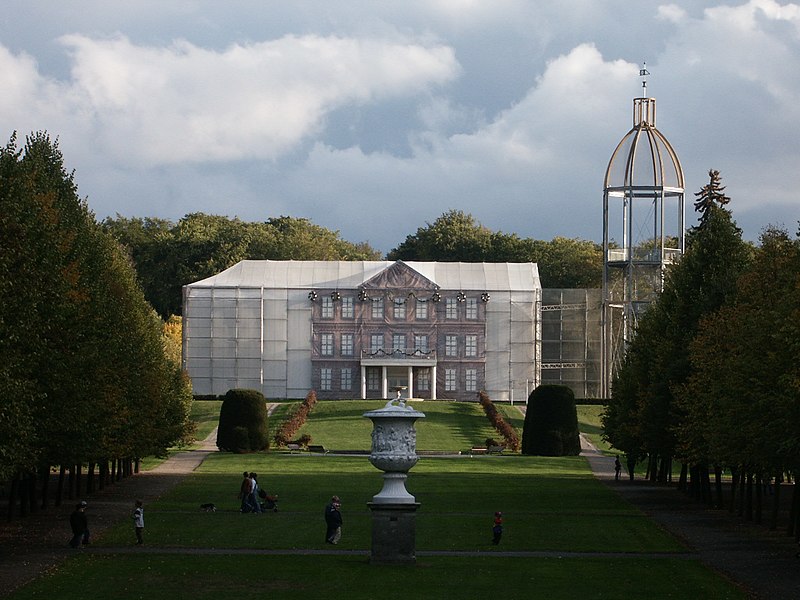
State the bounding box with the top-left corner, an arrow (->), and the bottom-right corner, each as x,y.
539,289 -> 602,399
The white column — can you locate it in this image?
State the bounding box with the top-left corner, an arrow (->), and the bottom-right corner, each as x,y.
381,366 -> 388,399
431,365 -> 437,400
407,366 -> 414,400
361,366 -> 367,399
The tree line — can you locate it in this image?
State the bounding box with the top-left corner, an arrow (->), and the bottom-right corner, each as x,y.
104,208 -> 603,319
603,170 -> 800,539
0,133 -> 194,518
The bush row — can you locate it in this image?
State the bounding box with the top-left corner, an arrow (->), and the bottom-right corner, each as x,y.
478,391 -> 521,451
273,390 -> 318,447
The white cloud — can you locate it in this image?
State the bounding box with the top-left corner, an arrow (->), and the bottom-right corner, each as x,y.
2,1 -> 799,253
657,4 -> 688,23
48,34 -> 460,166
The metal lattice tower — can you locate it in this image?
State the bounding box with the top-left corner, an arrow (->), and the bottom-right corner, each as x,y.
601,67 -> 685,397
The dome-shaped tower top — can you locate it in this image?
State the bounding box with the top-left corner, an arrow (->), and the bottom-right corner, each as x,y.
604,96 -> 684,191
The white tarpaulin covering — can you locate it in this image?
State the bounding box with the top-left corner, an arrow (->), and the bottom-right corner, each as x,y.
183,260 -> 541,400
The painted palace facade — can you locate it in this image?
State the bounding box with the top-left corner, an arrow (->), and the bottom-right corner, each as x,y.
182,260 -> 543,402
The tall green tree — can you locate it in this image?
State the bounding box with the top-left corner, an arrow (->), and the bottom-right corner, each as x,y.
603,170 -> 752,485
388,210 -> 494,262
0,133 -> 41,480
679,227 -> 800,520
103,214 -> 380,318
388,210 -> 602,287
0,132 -> 193,510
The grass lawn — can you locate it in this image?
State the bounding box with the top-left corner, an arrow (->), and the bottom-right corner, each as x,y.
10,554 -> 742,600
292,400 -> 506,452
576,404 -> 615,454
190,400 -> 223,440
19,400 -> 744,599
11,452 -> 744,599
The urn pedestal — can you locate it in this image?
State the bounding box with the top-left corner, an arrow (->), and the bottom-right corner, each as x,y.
363,399 -> 425,565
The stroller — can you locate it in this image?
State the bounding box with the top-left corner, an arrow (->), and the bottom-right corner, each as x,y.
259,488 -> 279,512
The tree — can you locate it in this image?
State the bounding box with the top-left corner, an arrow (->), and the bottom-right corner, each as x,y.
388,210 -> 602,287
0,132 -> 193,514
533,236 -> 603,288
680,227 -> 800,521
603,170 -> 752,486
388,210 -> 493,261
103,214 -> 380,318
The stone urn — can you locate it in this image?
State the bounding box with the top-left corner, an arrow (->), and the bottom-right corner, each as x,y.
363,391 -> 425,504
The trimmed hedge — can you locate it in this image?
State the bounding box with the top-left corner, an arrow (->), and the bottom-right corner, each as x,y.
273,390 -> 317,447
478,391 -> 521,451
521,385 -> 581,456
216,389 -> 269,453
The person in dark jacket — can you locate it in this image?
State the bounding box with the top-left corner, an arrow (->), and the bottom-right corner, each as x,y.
69,501 -> 90,548
324,495 -> 342,544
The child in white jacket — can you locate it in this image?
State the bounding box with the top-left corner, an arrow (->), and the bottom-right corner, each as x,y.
133,500 -> 144,545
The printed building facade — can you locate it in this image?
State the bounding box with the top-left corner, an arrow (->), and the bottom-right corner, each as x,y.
182,260 -> 541,402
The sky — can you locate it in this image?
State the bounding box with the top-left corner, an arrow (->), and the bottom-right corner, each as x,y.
2,1 -> 799,254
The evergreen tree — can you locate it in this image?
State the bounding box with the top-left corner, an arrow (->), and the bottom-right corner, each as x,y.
603,170 -> 752,485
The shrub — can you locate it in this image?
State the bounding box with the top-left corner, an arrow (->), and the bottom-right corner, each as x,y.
293,433 -> 313,448
521,385 -> 580,456
274,390 -> 317,447
477,391 -> 521,451
216,389 -> 269,453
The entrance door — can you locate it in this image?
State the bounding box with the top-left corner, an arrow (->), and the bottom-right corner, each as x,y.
386,366 -> 408,395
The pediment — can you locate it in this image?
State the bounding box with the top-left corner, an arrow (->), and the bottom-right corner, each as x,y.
361,261 -> 437,291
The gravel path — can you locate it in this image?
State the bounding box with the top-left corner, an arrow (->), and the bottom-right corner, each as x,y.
1,427 -> 798,599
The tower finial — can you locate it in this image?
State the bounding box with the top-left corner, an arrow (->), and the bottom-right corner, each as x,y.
639,61 -> 650,97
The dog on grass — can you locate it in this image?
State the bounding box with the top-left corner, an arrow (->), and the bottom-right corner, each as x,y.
200,503 -> 216,512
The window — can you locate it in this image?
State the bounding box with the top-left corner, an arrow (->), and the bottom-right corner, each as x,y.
320,368 -> 332,391
370,333 -> 384,353
445,368 -> 457,392
466,297 -> 478,319
322,296 -> 334,318
465,334 -> 477,357
341,368 -> 352,391
417,368 -> 430,392
393,299 -> 406,320
445,335 -> 458,357
414,334 -> 429,354
465,368 -> 477,392
445,297 -> 458,319
367,368 -> 381,391
371,297 -> 384,319
392,334 -> 406,354
341,333 -> 354,357
415,299 -> 428,320
341,296 -> 354,318
321,333 -> 334,356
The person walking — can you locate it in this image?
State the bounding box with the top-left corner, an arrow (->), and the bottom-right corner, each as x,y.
492,511 -> 503,545
69,501 -> 90,548
132,500 -> 144,545
248,472 -> 262,513
324,495 -> 342,544
239,471 -> 251,512
614,455 -> 622,481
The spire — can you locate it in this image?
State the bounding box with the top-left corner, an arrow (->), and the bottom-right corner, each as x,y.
634,62 -> 654,126
639,61 -> 650,97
